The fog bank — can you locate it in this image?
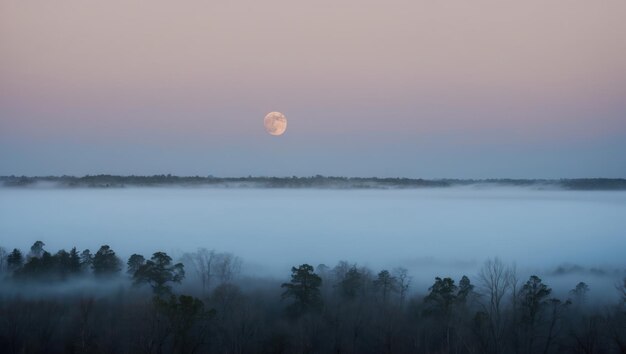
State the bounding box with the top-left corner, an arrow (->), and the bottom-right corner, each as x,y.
1,187 -> 624,298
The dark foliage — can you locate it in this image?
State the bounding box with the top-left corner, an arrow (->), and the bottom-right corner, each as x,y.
3,175 -> 626,190
7,248 -> 23,271
0,242 -> 625,353
92,245 -> 122,276
133,252 -> 185,296
281,264 -> 323,317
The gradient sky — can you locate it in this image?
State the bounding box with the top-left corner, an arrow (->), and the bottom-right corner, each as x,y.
1,0 -> 625,178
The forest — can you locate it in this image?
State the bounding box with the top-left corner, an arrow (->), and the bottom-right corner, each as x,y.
2,175 -> 626,190
0,241 -> 625,354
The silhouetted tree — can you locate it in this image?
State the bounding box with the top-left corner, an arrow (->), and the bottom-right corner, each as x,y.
7,248 -> 23,271
54,249 -> 71,279
543,298 -> 570,353
29,241 -> 45,259
133,252 -> 185,296
91,245 -> 121,276
68,247 -> 81,273
153,294 -> 213,353
339,266 -> 364,300
518,275 -> 552,353
424,277 -> 458,317
520,275 -> 551,324
392,267 -> 411,305
182,249 -> 243,296
16,249 -> 54,279
213,252 -> 242,284
477,258 -> 514,354
457,275 -> 475,304
127,254 -> 146,275
1,241 -> 625,354
373,270 -> 397,303
80,249 -> 93,271
182,248 -> 216,295
424,277 -> 458,351
281,264 -> 323,317
570,282 -> 590,305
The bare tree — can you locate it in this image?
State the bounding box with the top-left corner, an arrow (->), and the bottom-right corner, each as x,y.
214,252 -> 242,284
478,258 -> 513,353
542,298 -> 570,354
392,267 -> 411,305
182,248 -> 216,295
182,249 -> 242,295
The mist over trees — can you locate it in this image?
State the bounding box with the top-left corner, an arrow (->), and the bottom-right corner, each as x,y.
0,242 -> 625,353
3,175 -> 626,190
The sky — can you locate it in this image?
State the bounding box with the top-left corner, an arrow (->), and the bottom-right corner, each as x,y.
1,0 -> 625,178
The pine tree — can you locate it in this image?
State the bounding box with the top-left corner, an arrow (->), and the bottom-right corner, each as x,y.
69,247 -> 81,273
7,248 -> 24,271
373,270 -> 398,302
133,252 -> 184,296
127,254 -> 146,275
281,264 -> 323,317
92,245 -> 122,276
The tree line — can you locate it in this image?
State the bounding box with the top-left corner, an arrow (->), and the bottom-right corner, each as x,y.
0,242 -> 625,353
3,175 -> 626,190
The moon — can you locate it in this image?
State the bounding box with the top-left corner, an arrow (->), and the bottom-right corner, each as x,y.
264,112 -> 287,136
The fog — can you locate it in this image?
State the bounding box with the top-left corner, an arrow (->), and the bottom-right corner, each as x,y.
1,186 -> 625,299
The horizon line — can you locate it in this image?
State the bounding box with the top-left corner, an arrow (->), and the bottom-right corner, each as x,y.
2,175 -> 626,181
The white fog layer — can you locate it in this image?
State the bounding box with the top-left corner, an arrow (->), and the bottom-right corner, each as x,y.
1,187 -> 624,299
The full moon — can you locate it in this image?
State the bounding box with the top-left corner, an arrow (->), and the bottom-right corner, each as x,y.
264,112 -> 287,136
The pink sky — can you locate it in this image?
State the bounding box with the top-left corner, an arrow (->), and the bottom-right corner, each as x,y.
1,0 -> 625,177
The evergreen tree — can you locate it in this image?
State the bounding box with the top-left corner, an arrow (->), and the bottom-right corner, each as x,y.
339,266 -> 364,300
424,277 -> 458,317
373,270 -> 398,302
281,264 -> 323,316
7,248 -> 24,271
69,247 -> 81,273
133,252 -> 184,296
54,249 -> 71,278
127,254 -> 146,275
519,275 -> 552,325
517,276 -> 556,354
29,241 -> 45,259
153,294 -> 213,353
569,282 -> 589,304
92,245 -> 122,276
17,250 -> 53,279
457,275 -> 474,304
80,249 -> 93,271
424,277 -> 460,351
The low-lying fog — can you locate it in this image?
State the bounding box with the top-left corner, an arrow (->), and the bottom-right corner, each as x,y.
1,186 -> 625,299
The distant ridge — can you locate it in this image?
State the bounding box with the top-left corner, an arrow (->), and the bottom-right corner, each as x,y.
2,175 -> 626,190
